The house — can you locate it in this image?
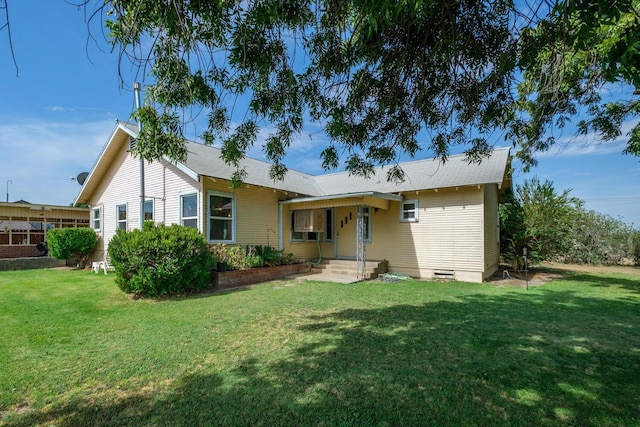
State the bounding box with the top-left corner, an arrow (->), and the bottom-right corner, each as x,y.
75,120 -> 511,283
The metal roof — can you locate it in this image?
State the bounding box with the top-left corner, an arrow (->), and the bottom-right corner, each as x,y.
77,122 -> 511,203
183,141 -> 323,196
313,148 -> 511,195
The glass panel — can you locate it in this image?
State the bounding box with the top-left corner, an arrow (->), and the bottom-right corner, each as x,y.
117,205 -> 127,221
209,218 -> 232,241
363,207 -> 370,241
144,200 -> 154,221
117,205 -> 127,230
403,202 -> 416,220
325,209 -> 333,241
182,194 -> 197,218
182,218 -> 198,228
92,208 -> 101,229
210,195 -> 232,218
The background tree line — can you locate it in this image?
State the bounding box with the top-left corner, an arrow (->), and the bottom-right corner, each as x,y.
500,177 -> 640,267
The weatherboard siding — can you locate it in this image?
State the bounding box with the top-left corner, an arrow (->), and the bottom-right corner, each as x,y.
365,187 -> 484,281
89,146 -> 199,261
202,178 -> 282,247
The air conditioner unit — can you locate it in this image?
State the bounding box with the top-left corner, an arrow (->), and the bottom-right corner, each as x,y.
293,209 -> 324,232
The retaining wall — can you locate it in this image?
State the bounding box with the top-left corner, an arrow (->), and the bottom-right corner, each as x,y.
211,263 -> 310,291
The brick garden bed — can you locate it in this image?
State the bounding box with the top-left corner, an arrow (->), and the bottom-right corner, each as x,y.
211,263 -> 310,291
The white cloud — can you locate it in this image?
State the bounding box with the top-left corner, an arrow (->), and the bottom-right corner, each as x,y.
0,116 -> 116,205
537,119 -> 640,158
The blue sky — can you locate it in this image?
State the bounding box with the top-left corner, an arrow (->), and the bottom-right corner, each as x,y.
1,1 -> 639,227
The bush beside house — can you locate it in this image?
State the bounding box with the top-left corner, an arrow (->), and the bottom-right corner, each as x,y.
108,224 -> 214,297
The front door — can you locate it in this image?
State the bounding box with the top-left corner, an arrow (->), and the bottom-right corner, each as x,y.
336,206 -> 356,258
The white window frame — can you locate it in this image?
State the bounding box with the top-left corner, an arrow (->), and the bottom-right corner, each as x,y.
144,199 -> 154,222
207,190 -> 236,243
180,193 -> 199,229
400,199 -> 419,222
92,207 -> 101,231
116,203 -> 127,231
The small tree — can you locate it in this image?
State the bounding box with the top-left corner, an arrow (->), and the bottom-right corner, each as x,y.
47,228 -> 98,267
499,191 -> 526,269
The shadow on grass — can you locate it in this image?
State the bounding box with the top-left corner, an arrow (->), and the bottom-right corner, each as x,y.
563,272 -> 640,294
6,289 -> 640,426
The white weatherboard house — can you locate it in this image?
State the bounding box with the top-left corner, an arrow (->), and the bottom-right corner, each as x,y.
76,121 -> 512,283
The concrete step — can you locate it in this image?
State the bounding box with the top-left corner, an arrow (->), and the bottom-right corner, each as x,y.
308,259 -> 388,281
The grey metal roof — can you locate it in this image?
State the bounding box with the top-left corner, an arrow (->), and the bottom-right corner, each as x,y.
87,122 -> 510,199
183,141 -> 323,195
184,143 -> 510,196
313,147 -> 511,194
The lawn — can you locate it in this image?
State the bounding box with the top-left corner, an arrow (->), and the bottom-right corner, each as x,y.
0,266 -> 639,426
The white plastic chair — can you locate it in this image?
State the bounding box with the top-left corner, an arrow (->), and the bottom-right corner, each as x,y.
92,256 -> 115,275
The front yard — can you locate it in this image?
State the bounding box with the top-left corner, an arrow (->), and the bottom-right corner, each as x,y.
0,266 -> 639,426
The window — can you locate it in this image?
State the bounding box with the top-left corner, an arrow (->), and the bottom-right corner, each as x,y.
401,200 -> 419,222
290,212 -> 319,242
324,209 -> 333,242
116,204 -> 127,230
144,199 -> 154,222
92,207 -> 101,230
181,193 -> 198,228
208,191 -> 234,242
362,207 -> 371,242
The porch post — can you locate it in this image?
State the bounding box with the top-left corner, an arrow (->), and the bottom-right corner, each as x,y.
356,205 -> 366,279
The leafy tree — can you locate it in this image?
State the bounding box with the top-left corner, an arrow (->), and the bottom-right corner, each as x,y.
501,177 -> 582,264
502,178 -> 639,266
97,0 -> 640,179
513,0 -> 640,168
6,1 -> 637,176
499,191 -> 526,268
565,209 -> 636,264
95,0 -> 525,183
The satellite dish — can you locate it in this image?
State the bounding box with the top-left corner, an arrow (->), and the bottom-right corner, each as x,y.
76,172 -> 89,185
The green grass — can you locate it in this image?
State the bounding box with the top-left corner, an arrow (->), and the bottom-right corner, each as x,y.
1,267 -> 639,426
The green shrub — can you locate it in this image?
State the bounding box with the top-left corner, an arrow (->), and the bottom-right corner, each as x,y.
209,243 -> 297,270
47,227 -> 97,266
108,224 -> 214,297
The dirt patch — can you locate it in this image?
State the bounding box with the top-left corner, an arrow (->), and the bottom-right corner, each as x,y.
486,267 -> 564,288
487,263 -> 640,287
